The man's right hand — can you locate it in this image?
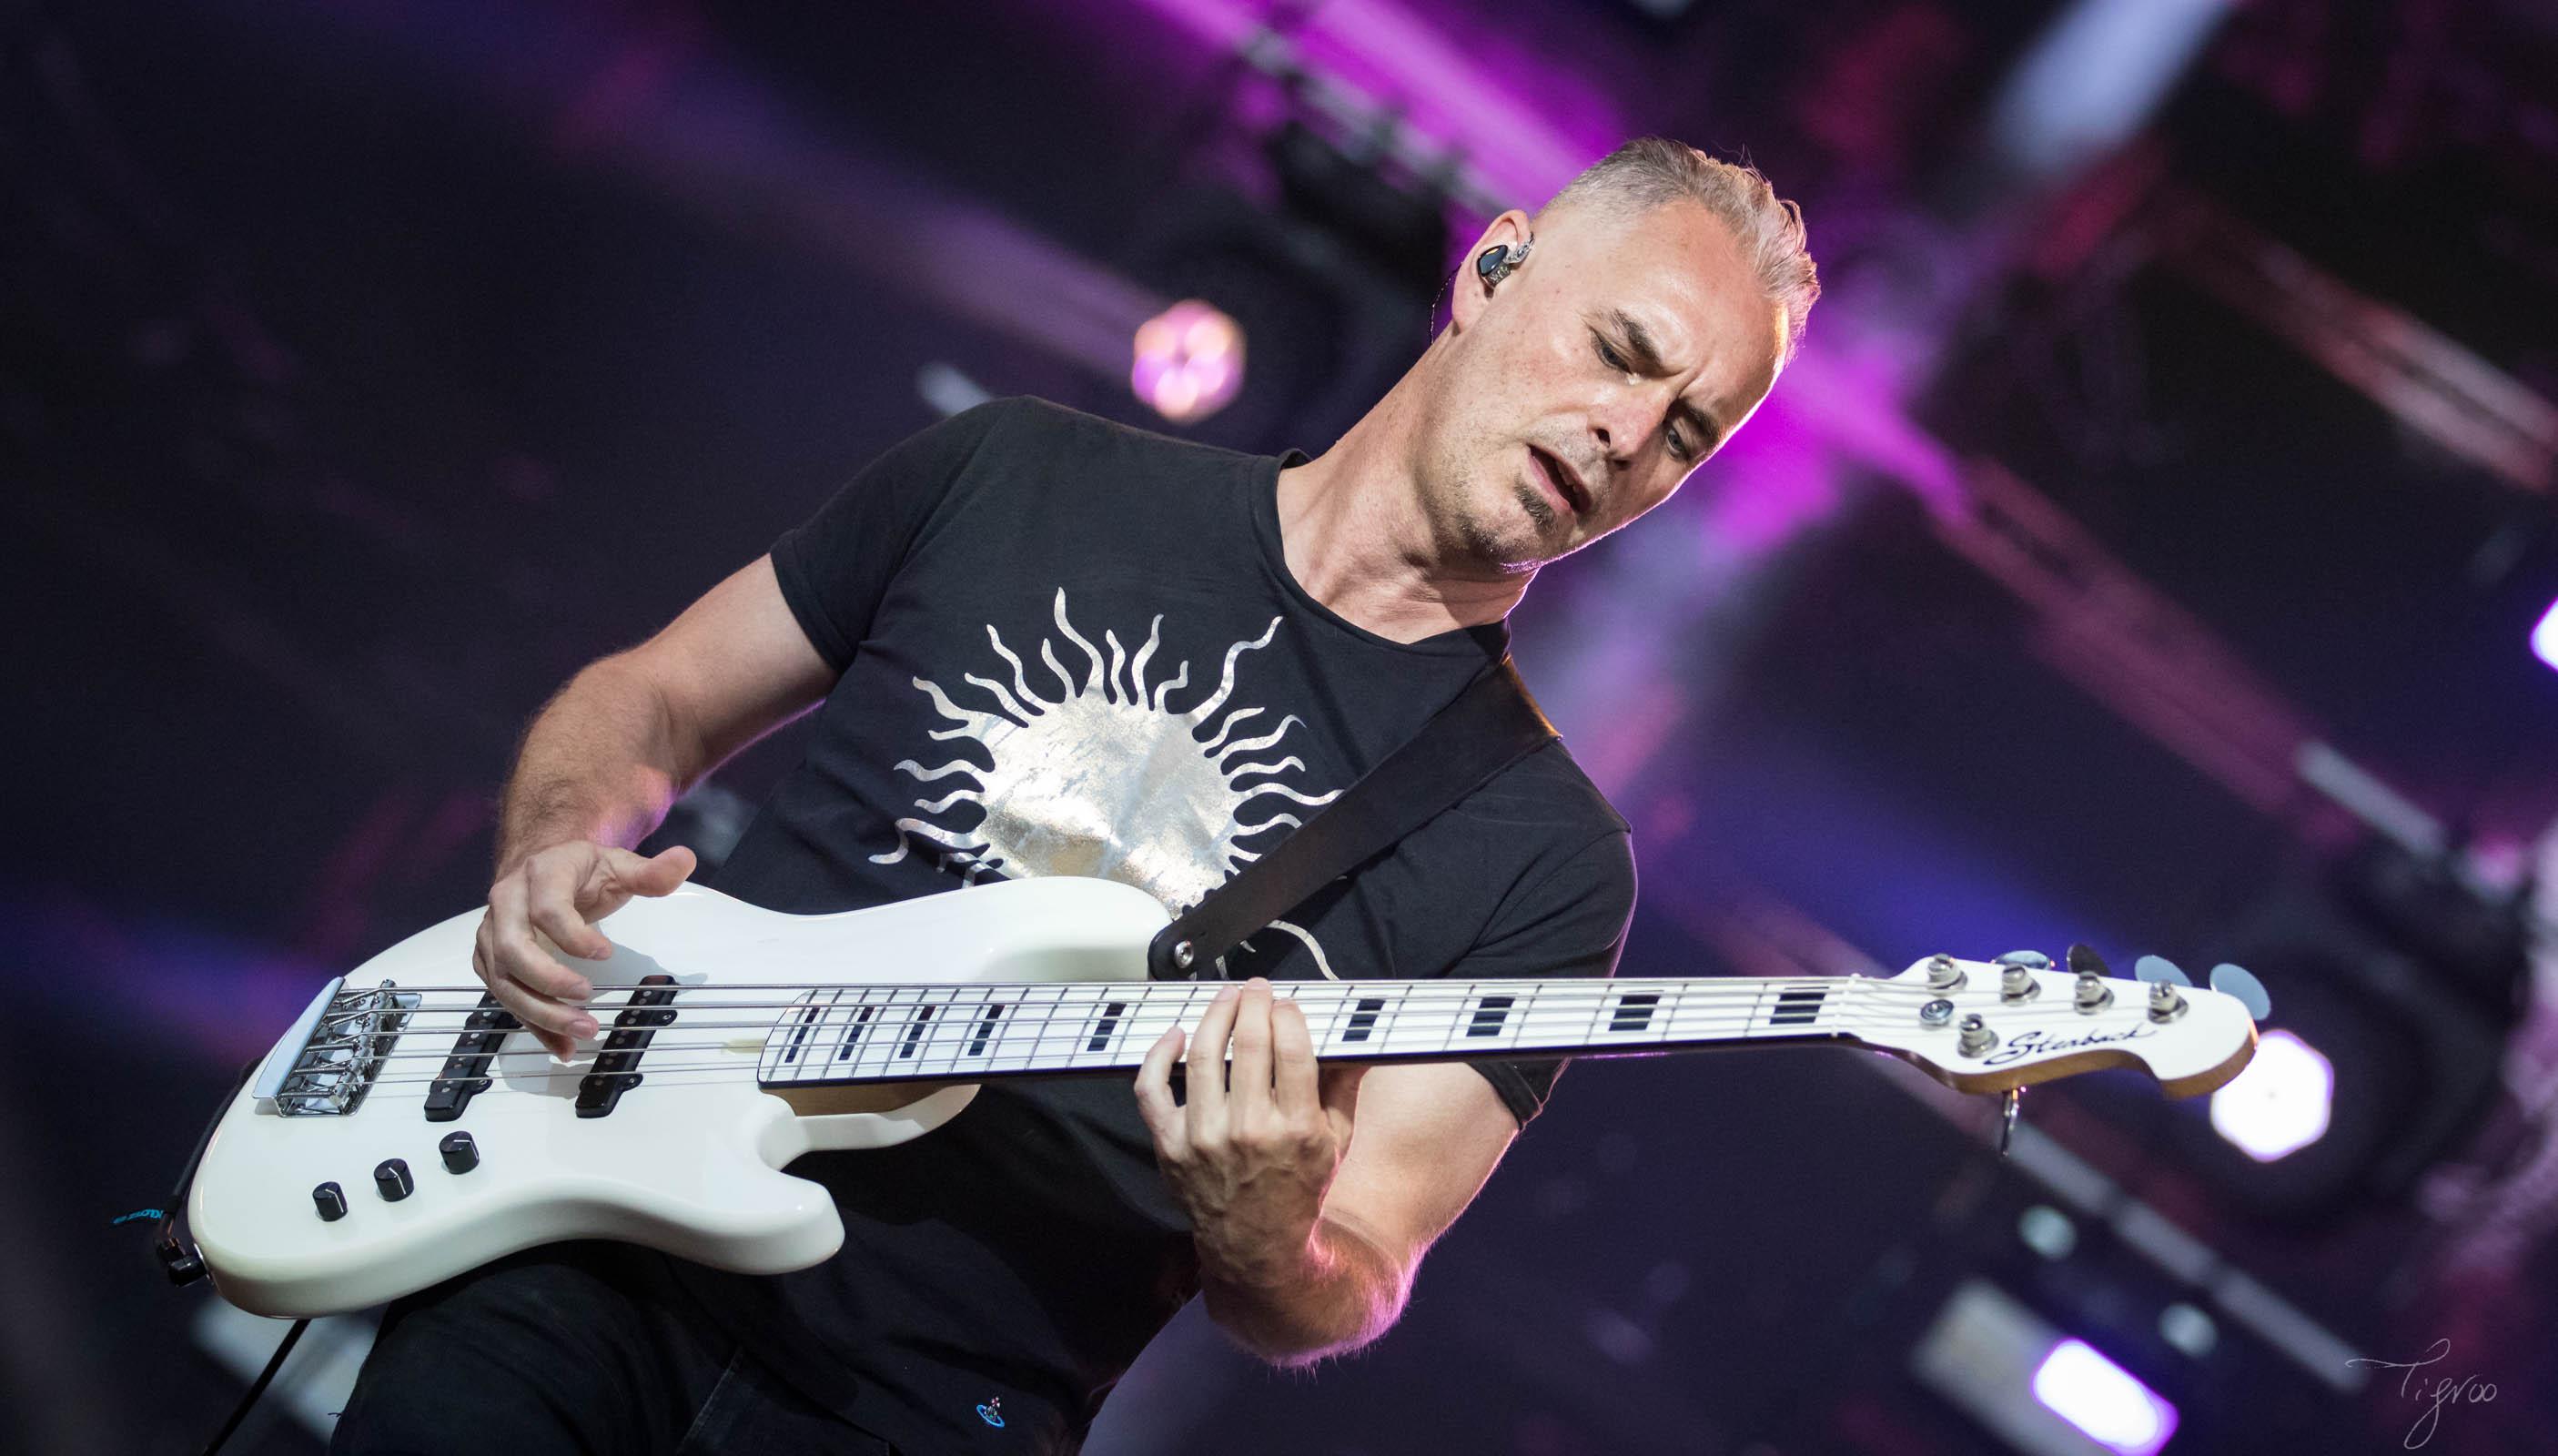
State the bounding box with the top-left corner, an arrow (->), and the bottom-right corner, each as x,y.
474,843 -> 699,1059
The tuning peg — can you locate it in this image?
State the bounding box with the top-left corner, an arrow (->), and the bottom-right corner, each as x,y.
1996,951 -> 2048,1002
2059,944 -> 2111,1012
2135,956 -> 2189,1020
2133,955 -> 2190,988
2209,963 -> 2270,1019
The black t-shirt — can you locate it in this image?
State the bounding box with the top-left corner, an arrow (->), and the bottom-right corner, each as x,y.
682,397 -> 1634,1454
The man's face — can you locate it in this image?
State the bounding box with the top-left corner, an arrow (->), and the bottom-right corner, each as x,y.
1414,198 -> 1788,571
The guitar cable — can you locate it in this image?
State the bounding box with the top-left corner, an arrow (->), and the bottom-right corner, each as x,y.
154,1057 -> 316,1455
198,1317 -> 311,1456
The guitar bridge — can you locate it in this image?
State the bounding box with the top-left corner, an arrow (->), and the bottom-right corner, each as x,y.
258,979 -> 420,1117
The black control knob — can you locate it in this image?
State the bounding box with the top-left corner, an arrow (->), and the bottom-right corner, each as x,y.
373,1158 -> 414,1202
313,1181 -> 349,1221
438,1131 -> 480,1175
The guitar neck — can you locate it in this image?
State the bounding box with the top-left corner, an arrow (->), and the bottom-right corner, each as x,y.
751,975 -> 1863,1089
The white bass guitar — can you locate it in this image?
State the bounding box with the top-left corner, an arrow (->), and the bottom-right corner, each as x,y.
175,875 -> 2263,1318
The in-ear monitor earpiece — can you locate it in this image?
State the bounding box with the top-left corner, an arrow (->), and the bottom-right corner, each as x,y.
1474,236 -> 1532,290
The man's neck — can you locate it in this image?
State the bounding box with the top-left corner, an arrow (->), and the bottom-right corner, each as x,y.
1275,387 -> 1532,646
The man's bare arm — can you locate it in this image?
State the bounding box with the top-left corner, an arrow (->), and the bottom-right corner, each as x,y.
1218,1061 -> 1515,1364
477,555 -> 836,1055
1134,981 -> 1518,1366
496,555 -> 834,868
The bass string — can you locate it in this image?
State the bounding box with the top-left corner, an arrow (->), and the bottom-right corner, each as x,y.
316,975 -> 2128,1038
338,1001 -> 2178,1086
328,989 -> 2166,1067
324,982 -> 1787,1041
343,1009 -> 1949,1067
315,972 -> 2006,1006
345,1022 -> 2098,1096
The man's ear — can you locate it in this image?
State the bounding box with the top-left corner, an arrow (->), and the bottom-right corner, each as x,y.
1448,208 -> 1534,331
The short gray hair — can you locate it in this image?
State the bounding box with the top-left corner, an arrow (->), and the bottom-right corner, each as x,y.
1545,137 -> 1820,363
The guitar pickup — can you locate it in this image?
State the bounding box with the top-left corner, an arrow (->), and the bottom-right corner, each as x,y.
575,976 -> 678,1119
424,997 -> 521,1122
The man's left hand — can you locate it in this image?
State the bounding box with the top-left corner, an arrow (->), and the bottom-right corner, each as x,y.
1133,977 -> 1368,1289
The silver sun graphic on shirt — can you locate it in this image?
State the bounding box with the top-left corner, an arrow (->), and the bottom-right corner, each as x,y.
871,590 -> 1344,973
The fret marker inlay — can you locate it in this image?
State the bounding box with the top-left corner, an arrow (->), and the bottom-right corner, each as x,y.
1087,1000 -> 1128,1054
1341,996 -> 1387,1045
1771,987 -> 1827,1026
967,1003 -> 1006,1057
835,1005 -> 876,1060
1610,992 -> 1660,1032
783,1001 -> 825,1065
898,1004 -> 936,1059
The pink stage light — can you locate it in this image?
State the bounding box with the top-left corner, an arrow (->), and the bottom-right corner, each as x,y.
1132,299 -> 1243,423
2533,596 -> 2558,672
2032,1339 -> 2179,1456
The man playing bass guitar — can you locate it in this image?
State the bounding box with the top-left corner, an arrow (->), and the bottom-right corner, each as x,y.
332,137 -> 1816,1455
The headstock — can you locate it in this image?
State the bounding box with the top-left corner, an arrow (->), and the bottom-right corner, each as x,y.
1848,945 -> 2264,1098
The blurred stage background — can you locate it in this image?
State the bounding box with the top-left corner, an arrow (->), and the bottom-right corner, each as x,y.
8,1 -> 2558,1452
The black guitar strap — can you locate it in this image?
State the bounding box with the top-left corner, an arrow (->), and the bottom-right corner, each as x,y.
1144,657 -> 1558,980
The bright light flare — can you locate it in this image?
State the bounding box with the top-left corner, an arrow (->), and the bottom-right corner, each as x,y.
2209,1028 -> 2333,1162
1132,299 -> 1243,424
1990,0 -> 2239,181
2032,1339 -> 2179,1456
2533,597 -> 2558,673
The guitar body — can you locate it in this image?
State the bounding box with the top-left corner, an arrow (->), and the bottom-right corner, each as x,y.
187,877 -> 1168,1317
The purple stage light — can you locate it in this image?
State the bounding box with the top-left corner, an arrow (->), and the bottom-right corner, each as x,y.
2209,1028 -> 2333,1162
1132,299 -> 1244,423
1117,0 -> 1617,209
2533,596 -> 2558,672
1916,1283 -> 2192,1456
2031,1339 -> 2179,1456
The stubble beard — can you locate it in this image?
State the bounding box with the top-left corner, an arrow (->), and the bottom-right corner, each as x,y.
1431,467 -> 1553,575
1512,478 -> 1557,533
1413,414 -> 1567,574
